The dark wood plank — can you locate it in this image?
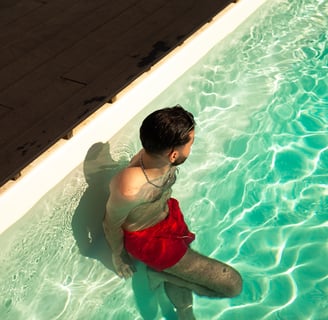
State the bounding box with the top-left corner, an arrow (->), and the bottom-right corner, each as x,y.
0,0 -> 42,27
0,0 -> 138,89
0,78 -> 85,146
0,55 -> 140,179
0,105 -> 12,118
0,0 -> 234,186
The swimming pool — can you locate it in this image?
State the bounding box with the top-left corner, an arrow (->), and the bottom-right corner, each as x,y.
1,0 -> 328,319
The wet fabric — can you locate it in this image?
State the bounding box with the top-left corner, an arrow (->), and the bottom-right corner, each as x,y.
123,198 -> 195,271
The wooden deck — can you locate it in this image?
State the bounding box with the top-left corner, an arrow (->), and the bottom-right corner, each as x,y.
0,0 -> 234,187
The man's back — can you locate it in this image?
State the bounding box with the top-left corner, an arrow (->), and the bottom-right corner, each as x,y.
107,150 -> 176,232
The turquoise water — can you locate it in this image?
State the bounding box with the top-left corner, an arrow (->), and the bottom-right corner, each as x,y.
1,0 -> 328,319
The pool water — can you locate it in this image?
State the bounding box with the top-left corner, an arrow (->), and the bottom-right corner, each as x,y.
1,0 -> 328,319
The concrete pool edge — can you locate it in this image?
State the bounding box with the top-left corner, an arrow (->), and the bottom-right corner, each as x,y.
0,0 -> 268,234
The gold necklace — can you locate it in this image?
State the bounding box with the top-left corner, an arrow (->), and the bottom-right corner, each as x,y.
140,153 -> 172,188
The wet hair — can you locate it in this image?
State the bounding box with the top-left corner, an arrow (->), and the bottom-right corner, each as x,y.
140,105 -> 196,154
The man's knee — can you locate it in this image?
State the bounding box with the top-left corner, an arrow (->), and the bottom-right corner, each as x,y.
222,267 -> 242,298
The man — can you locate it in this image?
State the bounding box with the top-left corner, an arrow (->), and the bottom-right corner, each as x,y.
103,105 -> 242,319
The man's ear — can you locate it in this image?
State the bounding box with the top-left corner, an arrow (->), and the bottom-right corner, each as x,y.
168,150 -> 178,164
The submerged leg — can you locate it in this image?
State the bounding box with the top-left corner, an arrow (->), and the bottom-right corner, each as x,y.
165,248 -> 242,298
147,249 -> 242,319
164,282 -> 195,320
147,267 -> 218,297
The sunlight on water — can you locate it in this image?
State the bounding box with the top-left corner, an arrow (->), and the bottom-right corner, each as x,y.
1,0 -> 328,319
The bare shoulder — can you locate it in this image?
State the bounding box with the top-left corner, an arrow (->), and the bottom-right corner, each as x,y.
111,166 -> 144,198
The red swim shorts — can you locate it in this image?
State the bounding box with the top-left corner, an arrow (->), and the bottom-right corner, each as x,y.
123,198 -> 195,271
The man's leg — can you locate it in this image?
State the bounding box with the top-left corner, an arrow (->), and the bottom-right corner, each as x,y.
148,267 -> 219,297
147,249 -> 241,319
165,248 -> 242,298
164,282 -> 195,320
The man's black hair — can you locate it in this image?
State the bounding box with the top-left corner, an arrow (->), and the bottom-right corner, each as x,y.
140,105 -> 196,154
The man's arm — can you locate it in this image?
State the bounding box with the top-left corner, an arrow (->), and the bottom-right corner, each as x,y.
103,171 -> 139,278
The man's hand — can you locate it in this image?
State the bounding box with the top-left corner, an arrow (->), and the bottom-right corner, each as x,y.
112,251 -> 136,279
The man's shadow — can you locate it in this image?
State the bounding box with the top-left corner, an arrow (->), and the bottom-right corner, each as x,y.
71,142 -> 176,319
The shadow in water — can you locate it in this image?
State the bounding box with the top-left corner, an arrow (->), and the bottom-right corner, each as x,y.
71,142 -> 124,270
71,142 -> 176,319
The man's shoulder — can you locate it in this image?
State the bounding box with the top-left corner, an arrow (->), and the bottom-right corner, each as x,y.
120,165 -> 142,179
111,166 -> 144,196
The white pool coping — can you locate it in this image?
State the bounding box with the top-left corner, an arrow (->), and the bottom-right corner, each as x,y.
0,0 -> 268,234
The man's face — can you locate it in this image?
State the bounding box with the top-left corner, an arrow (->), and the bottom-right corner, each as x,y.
171,130 -> 195,166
